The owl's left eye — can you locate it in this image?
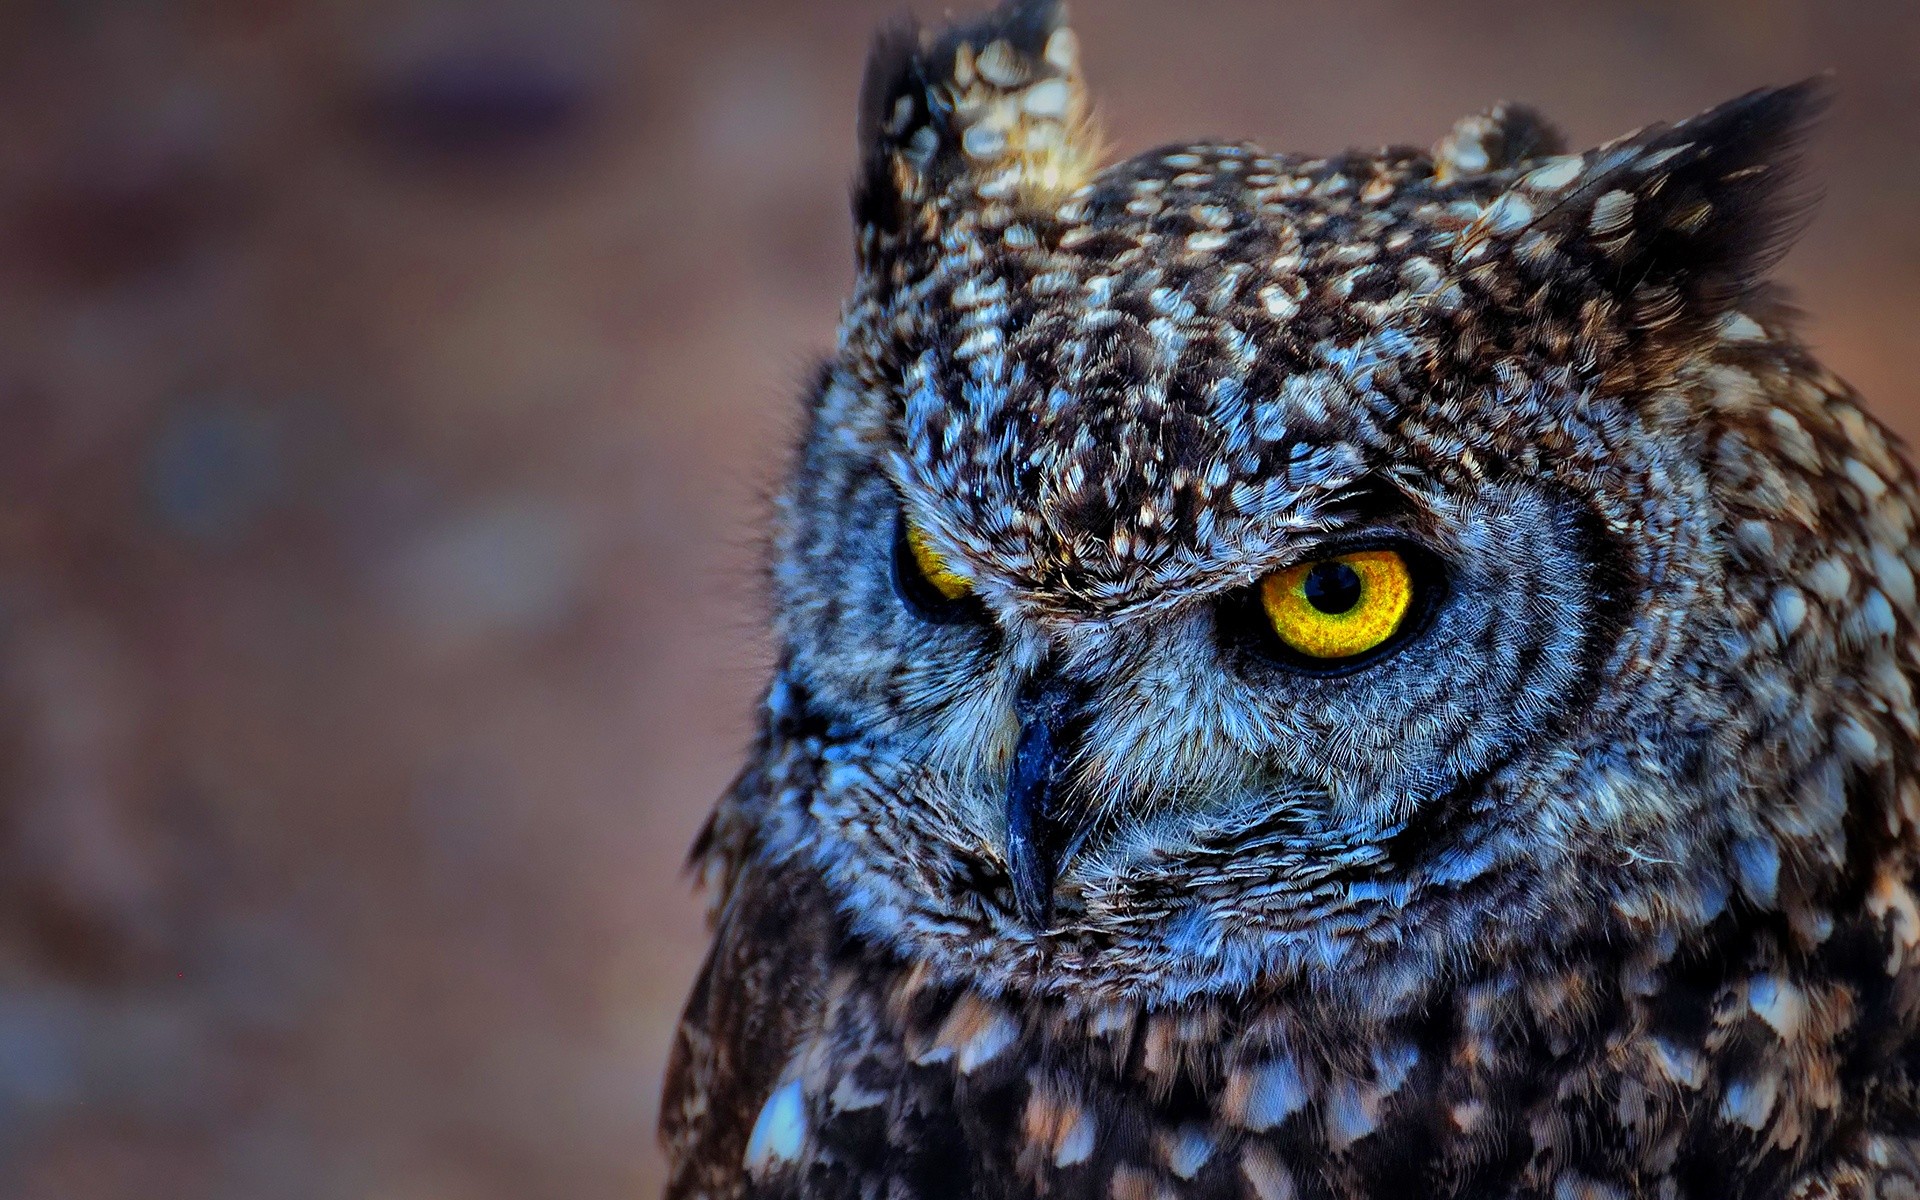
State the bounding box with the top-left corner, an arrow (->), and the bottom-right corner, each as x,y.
892,514 -> 979,623
1263,549 -> 1413,660
1224,543 -> 1439,672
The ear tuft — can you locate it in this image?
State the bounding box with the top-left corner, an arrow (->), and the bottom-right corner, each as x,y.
1432,102 -> 1568,183
1585,79 -> 1829,318
854,0 -> 1097,263
1453,79 -> 1830,369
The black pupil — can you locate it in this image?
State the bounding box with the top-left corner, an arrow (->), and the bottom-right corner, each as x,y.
1303,561 -> 1363,614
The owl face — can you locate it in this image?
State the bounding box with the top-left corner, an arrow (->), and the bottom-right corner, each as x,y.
762,0 -> 1827,1004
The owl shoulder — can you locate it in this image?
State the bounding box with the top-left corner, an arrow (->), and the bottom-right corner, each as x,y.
661,831 -> 838,1199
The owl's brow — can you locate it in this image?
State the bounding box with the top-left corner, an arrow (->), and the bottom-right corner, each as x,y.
1314,476 -> 1416,526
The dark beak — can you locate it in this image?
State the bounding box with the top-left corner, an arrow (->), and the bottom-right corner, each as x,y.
1004,675 -> 1088,931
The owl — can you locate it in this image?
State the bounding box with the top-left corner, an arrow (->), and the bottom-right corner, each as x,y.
661,1 -> 1920,1197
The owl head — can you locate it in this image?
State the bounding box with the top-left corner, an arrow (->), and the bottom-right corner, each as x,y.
754,0 -> 1886,1008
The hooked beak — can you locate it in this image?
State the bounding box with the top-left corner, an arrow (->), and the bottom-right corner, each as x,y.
1004,675 -> 1089,931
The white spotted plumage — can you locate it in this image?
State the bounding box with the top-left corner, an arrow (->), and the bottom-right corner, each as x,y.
663,2 -> 1920,1197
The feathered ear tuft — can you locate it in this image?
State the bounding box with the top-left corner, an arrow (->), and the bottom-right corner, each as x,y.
853,0 -> 1098,265
1432,102 -> 1568,183
1452,80 -> 1829,379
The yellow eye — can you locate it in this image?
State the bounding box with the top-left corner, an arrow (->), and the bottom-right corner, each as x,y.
904,521 -> 971,601
1261,549 -> 1415,661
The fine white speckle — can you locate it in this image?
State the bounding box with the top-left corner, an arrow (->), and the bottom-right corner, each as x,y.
1734,519 -> 1774,556
906,125 -> 939,168
1323,1078 -> 1378,1149
1636,143 -> 1687,171
956,327 -> 1004,360
745,1078 -> 808,1173
1521,155 -> 1585,192
1767,407 -> 1820,468
1480,191 -> 1535,234
1054,1108 -> 1095,1166
952,275 -> 1009,309
975,39 -> 1023,88
1748,975 -> 1808,1041
1260,285 -> 1299,320
1043,26 -> 1078,72
1589,189 -> 1635,236
951,42 -> 977,89
1241,1145 -> 1298,1200
1399,256 -> 1444,296
1845,458 -> 1889,500
1238,1057 -> 1310,1130
1770,587 -> 1807,639
1448,142 -> 1490,175
1873,546 -> 1917,610
1869,870 -> 1920,973
830,1073 -> 888,1112
1804,557 -> 1853,603
1836,715 -> 1883,764
1734,837 -> 1781,908
957,1008 -> 1019,1074
1720,1073 -> 1780,1130
962,123 -> 1007,160
1861,588 -> 1898,639
1167,1125 -> 1215,1179
1555,1174 -> 1628,1200
1022,78 -> 1072,119
1648,1036 -> 1706,1089
886,94 -> 915,135
1719,311 -> 1768,342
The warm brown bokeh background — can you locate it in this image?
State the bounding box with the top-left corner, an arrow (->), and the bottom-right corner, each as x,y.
0,0 -> 1912,1196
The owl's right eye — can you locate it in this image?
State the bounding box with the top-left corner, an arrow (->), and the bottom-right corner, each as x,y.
892,514 -> 979,624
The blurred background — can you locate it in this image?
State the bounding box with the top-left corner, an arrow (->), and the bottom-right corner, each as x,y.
0,0 -> 1912,1196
